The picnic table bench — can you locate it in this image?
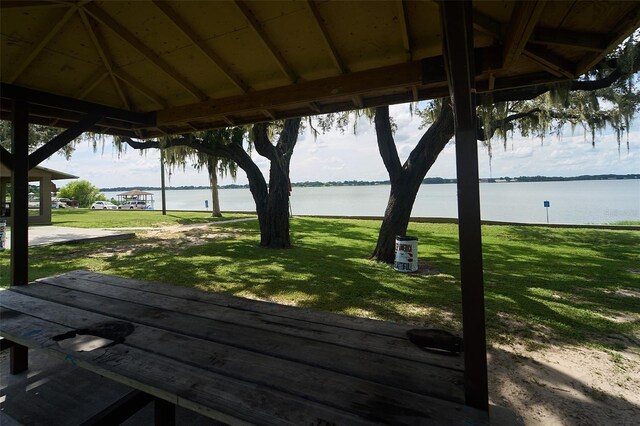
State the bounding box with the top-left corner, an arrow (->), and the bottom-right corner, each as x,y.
0,270 -> 488,425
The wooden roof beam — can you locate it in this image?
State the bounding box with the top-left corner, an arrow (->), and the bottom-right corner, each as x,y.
152,0 -> 249,94
8,5 -> 77,83
576,4 -> 640,76
523,45 -> 575,79
84,3 -> 207,102
262,109 -> 276,120
502,1 -> 546,68
397,0 -> 412,61
234,0 -> 297,83
529,28 -> 608,52
114,70 -> 168,109
78,69 -> 109,99
308,102 -> 321,114
0,83 -> 155,125
306,1 -> 348,74
0,1 -> 70,9
156,48 -> 503,126
472,10 -> 502,39
79,10 -> 130,110
157,60 -> 424,125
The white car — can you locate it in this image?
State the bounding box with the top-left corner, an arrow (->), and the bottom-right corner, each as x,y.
91,201 -> 118,210
118,200 -> 148,210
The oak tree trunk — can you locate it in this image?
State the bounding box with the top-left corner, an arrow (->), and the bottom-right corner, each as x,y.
371,103 -> 455,263
252,118 -> 301,248
207,160 -> 222,217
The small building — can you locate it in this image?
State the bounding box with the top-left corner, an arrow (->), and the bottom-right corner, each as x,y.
116,189 -> 154,208
0,165 -> 78,224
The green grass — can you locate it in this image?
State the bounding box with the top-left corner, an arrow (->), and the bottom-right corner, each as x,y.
49,209 -> 252,228
611,220 -> 640,226
1,215 -> 638,350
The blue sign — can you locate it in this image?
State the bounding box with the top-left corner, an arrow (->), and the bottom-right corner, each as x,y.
544,200 -> 550,207
205,200 -> 209,208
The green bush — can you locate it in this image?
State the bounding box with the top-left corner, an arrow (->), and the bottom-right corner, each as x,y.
57,180 -> 105,208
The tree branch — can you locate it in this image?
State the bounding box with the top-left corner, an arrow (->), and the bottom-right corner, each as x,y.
374,106 -> 402,181
251,123 -> 276,161
277,118 -> 302,157
489,58 -> 635,104
406,101 -> 455,173
477,108 -> 541,141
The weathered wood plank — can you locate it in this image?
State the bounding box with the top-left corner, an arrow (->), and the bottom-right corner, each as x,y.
1,291 -> 473,421
0,306 -> 383,426
1,292 -> 489,425
12,283 -> 465,402
40,272 -> 462,370
62,270 -> 439,342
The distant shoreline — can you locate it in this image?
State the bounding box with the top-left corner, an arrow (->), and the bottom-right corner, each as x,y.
101,174 -> 639,192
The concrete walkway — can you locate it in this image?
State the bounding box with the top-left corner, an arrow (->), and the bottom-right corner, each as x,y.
2,226 -> 135,249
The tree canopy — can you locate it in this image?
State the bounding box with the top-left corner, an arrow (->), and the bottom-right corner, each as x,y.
57,180 -> 105,207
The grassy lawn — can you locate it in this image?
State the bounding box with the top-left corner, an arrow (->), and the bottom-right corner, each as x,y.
1,213 -> 638,350
49,209 -> 253,228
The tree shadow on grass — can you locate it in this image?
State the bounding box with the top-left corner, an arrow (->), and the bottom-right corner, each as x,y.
21,219 -> 640,350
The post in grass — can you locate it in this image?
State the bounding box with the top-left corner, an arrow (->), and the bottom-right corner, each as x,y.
544,200 -> 550,224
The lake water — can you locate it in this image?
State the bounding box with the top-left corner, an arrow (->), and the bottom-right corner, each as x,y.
104,179 -> 640,225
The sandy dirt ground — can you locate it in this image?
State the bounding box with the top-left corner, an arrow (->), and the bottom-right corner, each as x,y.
106,223 -> 640,425
489,343 -> 640,425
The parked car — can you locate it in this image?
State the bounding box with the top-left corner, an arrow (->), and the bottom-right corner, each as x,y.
58,198 -> 79,208
91,201 -> 118,210
51,198 -> 66,209
118,201 -> 148,210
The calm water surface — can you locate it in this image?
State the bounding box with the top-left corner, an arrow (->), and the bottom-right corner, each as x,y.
104,179 -> 640,225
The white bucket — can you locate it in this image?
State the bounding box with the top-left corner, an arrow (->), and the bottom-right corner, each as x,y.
394,235 -> 418,272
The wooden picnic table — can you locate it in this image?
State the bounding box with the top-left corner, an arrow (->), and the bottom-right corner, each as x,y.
0,270 -> 488,425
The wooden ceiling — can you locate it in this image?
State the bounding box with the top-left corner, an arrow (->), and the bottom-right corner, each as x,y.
1,0 -> 639,138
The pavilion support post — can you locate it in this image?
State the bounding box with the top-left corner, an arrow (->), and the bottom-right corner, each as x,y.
10,100 -> 29,287
160,149 -> 167,215
9,100 -> 29,374
440,0 -> 489,411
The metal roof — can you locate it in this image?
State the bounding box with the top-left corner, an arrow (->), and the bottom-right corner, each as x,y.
1,1 -> 639,137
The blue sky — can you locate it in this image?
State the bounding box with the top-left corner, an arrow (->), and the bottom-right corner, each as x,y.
42,104 -> 640,189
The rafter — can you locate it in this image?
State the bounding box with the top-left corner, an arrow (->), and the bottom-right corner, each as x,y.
261,109 -> 276,120
156,60 -> 424,125
576,4 -> 640,75
0,1 -> 69,9
530,28 -> 607,52
308,102 -> 321,113
411,86 -> 419,101
523,45 -> 575,79
396,0 -> 412,61
306,1 -> 347,74
84,3 -> 207,102
79,9 -> 130,110
0,83 -> 154,125
152,0 -> 248,94
114,70 -> 167,109
502,1 -> 546,68
8,5 -> 77,83
472,10 -> 502,39
234,0 -> 297,83
78,69 -> 109,99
